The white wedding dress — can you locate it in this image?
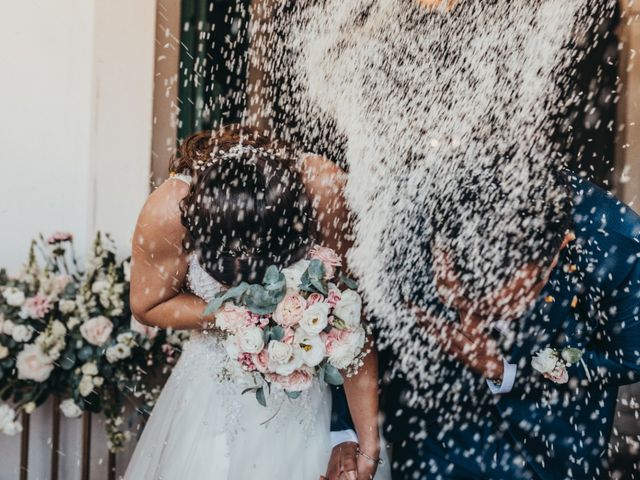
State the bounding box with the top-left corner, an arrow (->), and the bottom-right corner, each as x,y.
125,176 -> 391,480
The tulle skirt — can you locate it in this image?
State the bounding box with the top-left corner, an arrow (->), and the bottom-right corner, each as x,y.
124,334 -> 334,479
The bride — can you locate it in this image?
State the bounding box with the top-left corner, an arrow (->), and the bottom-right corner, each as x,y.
125,124 -> 389,479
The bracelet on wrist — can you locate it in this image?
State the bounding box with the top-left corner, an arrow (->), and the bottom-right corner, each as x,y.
357,447 -> 384,466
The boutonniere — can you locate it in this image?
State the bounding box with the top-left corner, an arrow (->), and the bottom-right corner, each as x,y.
531,346 -> 583,384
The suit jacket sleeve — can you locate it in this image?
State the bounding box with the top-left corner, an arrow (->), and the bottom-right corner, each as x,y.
574,256 -> 640,387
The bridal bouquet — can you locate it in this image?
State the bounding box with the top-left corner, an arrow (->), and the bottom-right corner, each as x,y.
205,246 -> 368,405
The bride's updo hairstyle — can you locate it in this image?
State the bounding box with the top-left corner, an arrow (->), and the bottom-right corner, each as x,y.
172,124 -> 313,286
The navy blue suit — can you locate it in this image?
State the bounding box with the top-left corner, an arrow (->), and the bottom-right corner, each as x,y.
333,177 -> 640,479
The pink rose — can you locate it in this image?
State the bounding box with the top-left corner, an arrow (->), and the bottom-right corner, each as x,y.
327,289 -> 341,308
215,303 -> 249,333
308,246 -> 342,280
273,292 -> 307,327
16,344 -> 54,382
22,295 -> 52,319
267,368 -> 315,392
80,316 -> 114,346
282,328 -> 296,345
130,316 -> 158,340
253,349 -> 270,373
306,293 -> 324,305
47,232 -> 73,244
545,366 -> 569,384
323,328 -> 349,356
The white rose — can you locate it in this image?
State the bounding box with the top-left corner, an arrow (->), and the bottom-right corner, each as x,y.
67,317 -> 81,330
294,330 -> 326,368
0,404 -> 22,436
59,398 -> 82,418
238,327 -> 265,354
300,303 -> 330,335
105,344 -> 131,364
81,362 -> 98,376
268,341 -> 304,376
3,287 -> 26,307
0,345 -> 8,360
333,290 -> 362,329
531,347 -> 559,374
59,299 -> 76,314
116,332 -> 136,347
23,402 -> 36,414
80,316 -> 113,346
328,326 -> 366,370
11,325 -> 32,343
16,344 -> 54,382
91,280 -> 111,294
79,376 -> 94,397
50,320 -> 66,337
2,319 -> 15,336
282,260 -> 310,290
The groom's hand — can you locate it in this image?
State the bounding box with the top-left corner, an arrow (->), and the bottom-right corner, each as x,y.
322,441 -> 358,480
417,310 -> 504,381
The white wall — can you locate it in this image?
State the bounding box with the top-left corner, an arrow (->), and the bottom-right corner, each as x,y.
0,0 -> 95,272
0,0 -> 157,478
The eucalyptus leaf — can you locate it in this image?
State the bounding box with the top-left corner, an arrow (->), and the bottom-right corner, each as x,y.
324,364 -> 344,386
241,387 -> 257,395
340,274 -> 358,290
311,278 -> 328,296
561,347 -> 583,365
285,390 -> 302,399
245,285 -> 278,315
307,259 -> 325,280
270,325 -> 285,342
77,345 -> 94,362
59,352 -> 76,370
204,283 -> 249,316
256,387 -> 267,407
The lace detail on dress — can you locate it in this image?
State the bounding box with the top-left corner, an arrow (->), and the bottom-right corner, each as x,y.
186,255 -> 222,302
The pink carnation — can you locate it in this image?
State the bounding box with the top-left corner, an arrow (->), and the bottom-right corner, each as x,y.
47,232 -> 73,244
308,246 -> 342,280
23,295 -> 52,319
327,289 -> 341,307
238,353 -> 257,372
306,293 -> 324,305
253,349 -> 270,373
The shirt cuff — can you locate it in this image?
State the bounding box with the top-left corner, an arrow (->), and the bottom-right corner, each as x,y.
486,359 -> 517,394
330,429 -> 359,449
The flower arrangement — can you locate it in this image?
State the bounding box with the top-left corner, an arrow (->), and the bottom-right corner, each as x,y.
531,345 -> 583,384
0,233 -> 188,450
205,245 -> 369,405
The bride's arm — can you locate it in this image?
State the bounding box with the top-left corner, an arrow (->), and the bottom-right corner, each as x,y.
129,178 -> 214,330
301,156 -> 381,476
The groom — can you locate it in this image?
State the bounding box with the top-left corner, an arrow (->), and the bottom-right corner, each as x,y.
328,172 -> 640,479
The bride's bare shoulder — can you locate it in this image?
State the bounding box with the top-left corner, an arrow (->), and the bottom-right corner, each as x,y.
135,178 -> 190,242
